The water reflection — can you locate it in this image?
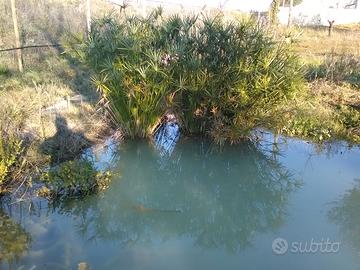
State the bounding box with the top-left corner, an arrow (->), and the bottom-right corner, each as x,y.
0,209 -> 31,267
328,181 -> 360,252
51,140 -> 300,252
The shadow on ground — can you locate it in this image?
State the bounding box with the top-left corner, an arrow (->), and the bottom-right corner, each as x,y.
39,114 -> 92,165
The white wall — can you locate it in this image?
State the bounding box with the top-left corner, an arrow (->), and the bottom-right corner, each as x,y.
278,6 -> 360,26
110,0 -> 360,25
110,0 -> 272,12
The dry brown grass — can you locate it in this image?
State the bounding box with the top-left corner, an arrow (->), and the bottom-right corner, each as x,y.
290,24 -> 360,115
290,24 -> 360,63
267,24 -> 360,143
0,49 -> 113,197
309,80 -> 360,109
0,71 -> 113,195
0,79 -> 111,143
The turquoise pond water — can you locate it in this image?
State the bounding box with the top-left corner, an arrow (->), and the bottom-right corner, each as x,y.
1,135 -> 360,270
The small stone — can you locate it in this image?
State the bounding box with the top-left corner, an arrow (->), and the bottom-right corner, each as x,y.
78,262 -> 90,270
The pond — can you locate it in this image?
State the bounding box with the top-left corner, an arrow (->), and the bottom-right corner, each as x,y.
1,135 -> 359,270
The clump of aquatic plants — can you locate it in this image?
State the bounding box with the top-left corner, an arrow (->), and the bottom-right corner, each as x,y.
39,159 -> 111,200
69,9 -> 304,142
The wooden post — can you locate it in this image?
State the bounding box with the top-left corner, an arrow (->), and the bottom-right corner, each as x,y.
328,20 -> 335,37
287,0 -> 293,27
10,0 -> 23,72
86,0 -> 91,36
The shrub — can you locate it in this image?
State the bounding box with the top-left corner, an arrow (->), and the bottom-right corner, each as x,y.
0,131 -> 23,195
69,11 -> 304,141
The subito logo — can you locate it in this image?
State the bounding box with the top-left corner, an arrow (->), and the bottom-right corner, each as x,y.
272,238 -> 289,255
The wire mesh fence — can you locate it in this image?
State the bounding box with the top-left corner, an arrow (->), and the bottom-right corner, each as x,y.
0,0 -> 115,70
